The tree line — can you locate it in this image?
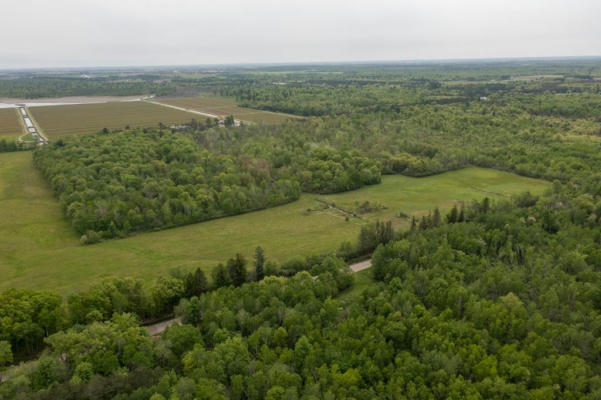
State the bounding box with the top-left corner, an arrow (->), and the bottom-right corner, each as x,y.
6,191 -> 601,398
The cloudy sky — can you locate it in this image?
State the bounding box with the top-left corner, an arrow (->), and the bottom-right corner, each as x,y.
2,0 -> 600,69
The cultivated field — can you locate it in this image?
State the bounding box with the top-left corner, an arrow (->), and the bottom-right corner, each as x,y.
0,151 -> 550,293
156,96 -> 297,124
28,101 -> 196,137
0,108 -> 22,138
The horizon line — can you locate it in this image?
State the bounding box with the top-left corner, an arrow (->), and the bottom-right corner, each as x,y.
2,55 -> 601,72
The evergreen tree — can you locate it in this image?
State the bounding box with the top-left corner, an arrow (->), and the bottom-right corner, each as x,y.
224,115 -> 235,127
482,197 -> 490,213
184,268 -> 208,297
211,263 -> 231,288
358,225 -> 377,254
227,253 -> 247,287
433,207 -> 441,227
376,220 -> 394,245
447,205 -> 458,223
254,246 -> 265,282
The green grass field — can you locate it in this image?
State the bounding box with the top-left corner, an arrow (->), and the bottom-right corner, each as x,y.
156,96 -> 297,124
28,102 -> 197,137
0,108 -> 22,138
318,167 -> 550,228
0,151 -> 550,293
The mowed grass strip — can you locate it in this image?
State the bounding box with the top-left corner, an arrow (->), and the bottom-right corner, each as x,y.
0,152 -> 550,293
0,108 -> 22,137
29,101 -> 197,137
156,96 -> 297,124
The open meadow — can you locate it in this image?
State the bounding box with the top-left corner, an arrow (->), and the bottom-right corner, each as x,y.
28,101 -> 197,137
0,108 -> 22,138
0,151 -> 550,293
156,95 -> 297,124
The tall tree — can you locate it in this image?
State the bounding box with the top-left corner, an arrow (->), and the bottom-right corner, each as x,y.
254,246 -> 265,282
376,220 -> 394,245
0,340 -> 12,381
184,268 -> 208,297
432,208 -> 441,227
481,197 -> 490,213
227,254 -> 247,287
211,264 -> 231,288
447,205 -> 458,223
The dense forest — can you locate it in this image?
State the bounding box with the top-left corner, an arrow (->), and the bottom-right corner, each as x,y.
6,194 -> 601,399
34,77 -> 601,242
4,60 -> 601,399
33,128 -> 379,241
0,76 -> 175,99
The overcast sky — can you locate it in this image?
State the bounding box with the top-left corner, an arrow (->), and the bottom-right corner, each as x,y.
2,0 -> 600,69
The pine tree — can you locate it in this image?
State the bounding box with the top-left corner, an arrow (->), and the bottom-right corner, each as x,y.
433,208 -> 441,227
376,220 -> 394,244
458,204 -> 465,222
254,246 -> 265,281
358,225 -> 377,254
482,197 -> 490,213
185,268 -> 208,297
211,263 -> 231,288
227,253 -> 247,287
447,205 -> 458,223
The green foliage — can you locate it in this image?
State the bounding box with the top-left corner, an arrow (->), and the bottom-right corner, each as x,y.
152,277 -> 185,316
0,341 -> 12,369
45,314 -> 153,376
226,254 -> 248,287
67,277 -> 150,324
6,61 -> 601,399
0,289 -> 65,355
184,268 -> 209,297
279,255 -> 308,276
254,246 -> 265,282
0,76 -> 176,98
33,130 -> 301,241
212,264 -> 232,289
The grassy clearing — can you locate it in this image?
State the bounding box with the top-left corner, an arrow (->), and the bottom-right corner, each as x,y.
0,152 -> 550,293
319,167 -> 550,229
28,102 -> 197,137
156,96 -> 297,124
0,108 -> 22,137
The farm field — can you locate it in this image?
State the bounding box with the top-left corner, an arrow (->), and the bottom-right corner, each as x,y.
28,101 -> 196,137
0,108 -> 22,138
0,151 -> 550,293
156,95 -> 297,124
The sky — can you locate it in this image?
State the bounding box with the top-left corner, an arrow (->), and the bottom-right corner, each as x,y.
2,0 -> 600,69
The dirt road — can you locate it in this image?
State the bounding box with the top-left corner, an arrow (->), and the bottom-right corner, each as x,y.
147,100 -> 244,125
146,317 -> 182,336
350,259 -> 372,272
